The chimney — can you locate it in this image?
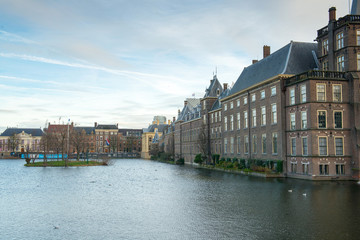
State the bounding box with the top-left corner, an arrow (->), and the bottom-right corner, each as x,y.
184,100 -> 188,106
94,122 -> 98,127
252,60 -> 258,64
173,117 -> 176,122
168,119 -> 170,125
263,45 -> 270,58
329,7 -> 336,21
178,109 -> 180,116
157,120 -> 159,125
223,83 -> 228,90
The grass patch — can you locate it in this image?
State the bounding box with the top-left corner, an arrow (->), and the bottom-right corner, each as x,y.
25,160 -> 106,167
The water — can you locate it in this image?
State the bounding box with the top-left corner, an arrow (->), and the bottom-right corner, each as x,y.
1,159 -> 359,240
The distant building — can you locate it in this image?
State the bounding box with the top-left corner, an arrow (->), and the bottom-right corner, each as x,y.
141,116 -> 170,159
118,128 -> 143,153
94,122 -> 118,153
0,128 -> 43,153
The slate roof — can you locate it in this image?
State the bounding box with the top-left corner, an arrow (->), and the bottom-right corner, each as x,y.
229,41 -> 318,96
204,75 -> 223,98
176,98 -> 201,122
74,127 -> 95,135
118,129 -> 143,136
146,124 -> 169,133
0,128 -> 43,137
352,0 -> 360,15
96,124 -> 118,130
210,88 -> 231,111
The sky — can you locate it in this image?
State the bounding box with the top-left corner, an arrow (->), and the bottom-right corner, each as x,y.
0,0 -> 349,133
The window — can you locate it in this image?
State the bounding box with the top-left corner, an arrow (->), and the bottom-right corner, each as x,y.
300,85 -> 306,103
272,132 -> 278,154
337,55 -> 345,71
261,106 -> 266,126
224,138 -> 228,154
290,113 -> 296,130
262,134 -> 266,154
203,100 -> 206,110
244,111 -> 248,128
333,111 -> 343,129
291,138 -> 296,156
215,112 -> 218,122
244,136 -> 249,154
336,164 -> 345,175
237,99 -> 240,107
252,135 -> 257,153
302,137 -> 308,156
243,97 -> 247,105
271,86 -> 276,96
302,163 -> 309,175
219,111 -> 221,120
323,60 -> 329,71
336,32 -> 344,49
319,164 -> 329,175
211,113 -> 214,123
318,111 -> 326,128
237,137 -> 241,154
317,84 -> 326,101
224,104 -> 227,111
230,102 -> 233,109
237,113 -> 241,129
230,115 -> 234,131
319,137 -> 328,156
271,104 -> 277,124
357,30 -> 360,46
358,53 -> 360,71
335,137 -> 344,156
251,93 -> 256,102
289,88 -> 295,105
333,84 -> 342,102
224,116 -> 228,131
260,90 -> 265,99
301,111 -> 307,129
291,163 -> 297,173
230,137 -> 234,154
322,39 -> 328,55
252,108 -> 257,127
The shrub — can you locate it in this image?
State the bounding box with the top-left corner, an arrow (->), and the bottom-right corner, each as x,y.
176,158 -> 184,165
256,159 -> 264,167
232,157 -> 238,163
212,154 -> 220,164
276,160 -> 284,173
194,154 -> 203,164
239,159 -> 246,169
227,163 -> 234,169
226,158 -> 232,162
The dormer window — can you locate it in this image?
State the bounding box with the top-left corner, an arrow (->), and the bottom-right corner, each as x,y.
216,88 -> 220,96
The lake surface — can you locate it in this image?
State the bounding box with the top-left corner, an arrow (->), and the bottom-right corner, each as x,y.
1,159 -> 360,240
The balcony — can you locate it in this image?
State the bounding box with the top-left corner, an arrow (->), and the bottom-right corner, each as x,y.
285,70 -> 346,86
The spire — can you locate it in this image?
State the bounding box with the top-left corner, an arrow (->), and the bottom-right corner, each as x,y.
351,0 -> 360,15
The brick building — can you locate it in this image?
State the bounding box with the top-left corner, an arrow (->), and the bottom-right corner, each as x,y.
169,2 -> 360,180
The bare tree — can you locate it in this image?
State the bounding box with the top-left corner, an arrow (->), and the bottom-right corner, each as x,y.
8,133 -> 20,153
197,123 -> 210,164
41,131 -> 56,165
71,128 -> 87,160
109,135 -> 118,153
149,143 -> 160,158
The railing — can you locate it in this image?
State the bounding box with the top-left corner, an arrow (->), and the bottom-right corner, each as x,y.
285,70 -> 346,86
317,15 -> 360,38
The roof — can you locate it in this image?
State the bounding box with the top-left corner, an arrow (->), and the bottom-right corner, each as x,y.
74,127 -> 95,135
210,88 -> 231,111
229,41 -> 318,96
176,98 -> 201,122
95,124 -> 118,130
0,128 -> 43,137
146,124 -> 169,133
204,75 -> 223,98
352,0 -> 360,15
118,129 -> 143,136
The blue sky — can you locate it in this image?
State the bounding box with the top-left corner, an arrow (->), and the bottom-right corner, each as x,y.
0,0 -> 348,132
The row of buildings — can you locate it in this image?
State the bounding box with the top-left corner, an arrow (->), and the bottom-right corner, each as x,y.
154,3 -> 360,180
0,123 -> 143,156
